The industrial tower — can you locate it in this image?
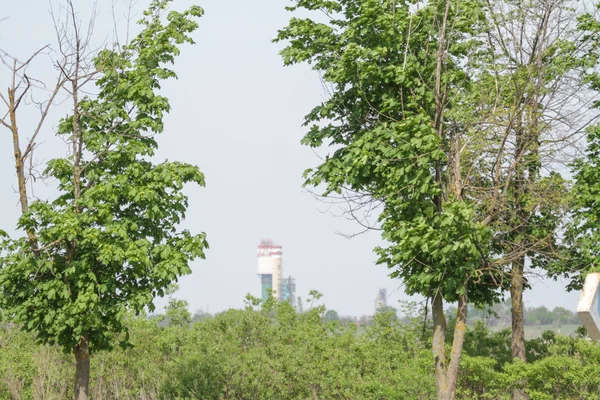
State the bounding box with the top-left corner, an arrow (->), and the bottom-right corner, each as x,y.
257,240 -> 283,302
375,288 -> 388,312
257,240 -> 296,306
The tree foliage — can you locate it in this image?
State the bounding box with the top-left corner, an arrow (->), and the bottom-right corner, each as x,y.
275,1 -> 502,397
565,6 -> 600,286
0,0 -> 207,355
276,0 -> 499,306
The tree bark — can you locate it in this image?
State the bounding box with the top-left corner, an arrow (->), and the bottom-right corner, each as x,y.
1,49 -> 64,252
432,291 -> 470,400
511,257 -> 526,361
8,89 -> 29,216
74,334 -> 90,400
446,295 -> 468,399
6,84 -> 38,249
511,256 -> 528,400
432,292 -> 448,400
511,102 -> 530,400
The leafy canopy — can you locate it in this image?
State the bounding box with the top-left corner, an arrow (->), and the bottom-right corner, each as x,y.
276,0 -> 500,304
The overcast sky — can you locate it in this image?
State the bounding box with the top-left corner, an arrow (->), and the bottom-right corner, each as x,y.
0,0 -> 581,317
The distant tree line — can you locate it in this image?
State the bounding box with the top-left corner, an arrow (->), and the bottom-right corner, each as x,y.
467,302 -> 581,327
324,301 -> 582,329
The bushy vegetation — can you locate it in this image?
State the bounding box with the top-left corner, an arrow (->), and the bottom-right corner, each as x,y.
0,295 -> 597,400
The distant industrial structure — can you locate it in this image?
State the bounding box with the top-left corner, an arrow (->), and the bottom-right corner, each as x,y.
257,239 -> 296,307
375,288 -> 387,312
281,276 -> 297,307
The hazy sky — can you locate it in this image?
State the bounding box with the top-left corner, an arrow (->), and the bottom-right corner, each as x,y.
0,0 -> 581,317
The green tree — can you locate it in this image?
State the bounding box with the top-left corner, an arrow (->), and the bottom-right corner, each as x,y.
275,1 -> 503,398
469,6 -> 595,396
324,309 -> 339,322
274,0 -> 504,397
551,307 -> 579,326
163,299 -> 193,328
0,1 -> 206,398
191,309 -> 213,323
525,307 -> 553,326
564,5 -> 600,281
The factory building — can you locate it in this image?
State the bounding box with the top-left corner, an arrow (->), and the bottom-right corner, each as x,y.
257,239 -> 296,305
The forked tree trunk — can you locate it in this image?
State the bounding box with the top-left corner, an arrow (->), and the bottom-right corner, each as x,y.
432,292 -> 469,400
74,334 -> 90,400
511,256 -> 528,400
446,295 -> 468,399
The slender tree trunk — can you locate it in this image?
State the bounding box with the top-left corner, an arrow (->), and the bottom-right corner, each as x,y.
2,52 -> 64,252
511,106 -> 529,399
511,256 -> 528,400
8,90 -> 28,215
74,334 -> 90,400
432,292 -> 448,400
7,85 -> 38,249
511,257 -> 526,361
68,9 -> 87,399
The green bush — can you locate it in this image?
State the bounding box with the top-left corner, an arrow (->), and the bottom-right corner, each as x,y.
0,298 -> 598,399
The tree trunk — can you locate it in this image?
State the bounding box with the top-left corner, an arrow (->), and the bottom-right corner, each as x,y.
74,334 -> 90,400
432,292 -> 470,400
511,256 -> 527,400
432,292 -> 448,400
8,90 -> 28,216
511,257 -> 526,361
7,87 -> 38,249
446,295 -> 468,399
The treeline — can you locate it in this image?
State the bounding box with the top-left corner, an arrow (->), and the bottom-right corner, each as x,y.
468,303 -> 581,327
318,302 -> 582,328
0,295 -> 597,400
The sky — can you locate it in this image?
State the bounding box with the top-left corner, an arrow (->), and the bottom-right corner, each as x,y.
0,0 -> 582,317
